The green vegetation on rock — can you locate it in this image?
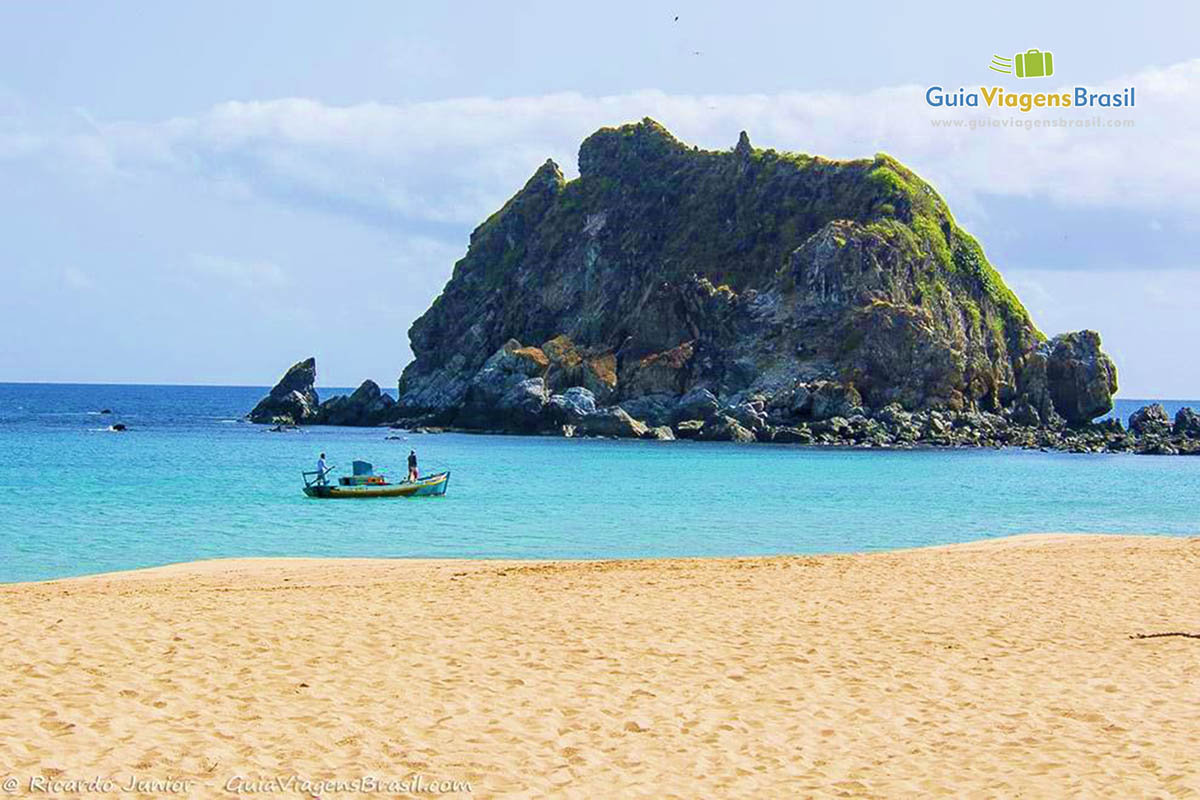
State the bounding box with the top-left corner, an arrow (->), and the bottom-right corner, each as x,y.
397,118 -> 1112,426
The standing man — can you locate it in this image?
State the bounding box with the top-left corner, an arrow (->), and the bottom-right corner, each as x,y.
407,450 -> 419,482
316,452 -> 329,486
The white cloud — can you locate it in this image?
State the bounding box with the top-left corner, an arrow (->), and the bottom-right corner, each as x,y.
1007,268 -> 1200,398
3,59 -> 1198,233
4,63 -> 1199,390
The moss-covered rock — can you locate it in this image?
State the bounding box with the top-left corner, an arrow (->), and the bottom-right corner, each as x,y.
541,334 -> 617,402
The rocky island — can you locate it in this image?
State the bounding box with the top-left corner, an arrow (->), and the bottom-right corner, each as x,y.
248,357 -> 398,428
250,119 -> 1198,455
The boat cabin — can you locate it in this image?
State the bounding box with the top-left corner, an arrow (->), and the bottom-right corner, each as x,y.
339,460 -> 387,486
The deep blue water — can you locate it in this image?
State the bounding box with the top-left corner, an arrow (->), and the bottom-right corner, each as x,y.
0,383 -> 1196,583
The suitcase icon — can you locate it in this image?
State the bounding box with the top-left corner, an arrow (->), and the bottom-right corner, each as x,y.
1014,49 -> 1053,78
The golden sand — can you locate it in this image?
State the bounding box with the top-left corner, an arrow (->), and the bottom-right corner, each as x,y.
1,534 -> 1198,798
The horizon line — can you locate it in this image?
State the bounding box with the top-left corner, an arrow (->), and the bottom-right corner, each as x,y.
0,379 -> 398,391
0,380 -> 1185,403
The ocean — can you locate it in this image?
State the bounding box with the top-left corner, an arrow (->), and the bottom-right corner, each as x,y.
0,382 -> 1196,583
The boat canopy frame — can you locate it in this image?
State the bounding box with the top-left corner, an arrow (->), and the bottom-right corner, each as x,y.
301,466 -> 337,489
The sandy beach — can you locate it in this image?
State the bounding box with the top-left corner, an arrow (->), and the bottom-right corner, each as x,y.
1,534 -> 1198,798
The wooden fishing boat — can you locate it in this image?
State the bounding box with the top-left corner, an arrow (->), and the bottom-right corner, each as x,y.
302,460 -> 449,499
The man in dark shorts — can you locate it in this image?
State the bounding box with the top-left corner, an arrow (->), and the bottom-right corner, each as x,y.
407,450 -> 419,482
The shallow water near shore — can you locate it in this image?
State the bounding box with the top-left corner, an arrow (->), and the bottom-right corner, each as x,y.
1,382 -> 1197,583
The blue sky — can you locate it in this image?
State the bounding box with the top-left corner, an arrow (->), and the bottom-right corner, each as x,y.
1,1 -> 1198,396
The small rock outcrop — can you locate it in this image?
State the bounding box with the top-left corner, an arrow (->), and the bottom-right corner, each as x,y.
575,407 -> 648,439
1042,331 -> 1119,424
673,388 -> 720,423
249,357 -> 320,425
317,380 -> 397,426
249,359 -> 405,427
697,415 -> 757,443
549,386 -> 598,424
1174,407 -> 1200,437
647,425 -> 676,441
1129,404 -> 1171,436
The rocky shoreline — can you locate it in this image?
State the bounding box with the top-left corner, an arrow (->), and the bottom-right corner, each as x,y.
402,408 -> 1200,456
249,356 -> 1200,456
248,120 -> 1196,457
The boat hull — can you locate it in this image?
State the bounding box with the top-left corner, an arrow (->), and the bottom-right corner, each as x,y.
303,471 -> 450,499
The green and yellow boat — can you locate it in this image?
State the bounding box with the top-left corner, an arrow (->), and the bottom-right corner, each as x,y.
302,460 -> 449,499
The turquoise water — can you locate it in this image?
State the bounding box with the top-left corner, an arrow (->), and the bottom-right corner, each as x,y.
1,383 -> 1197,583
